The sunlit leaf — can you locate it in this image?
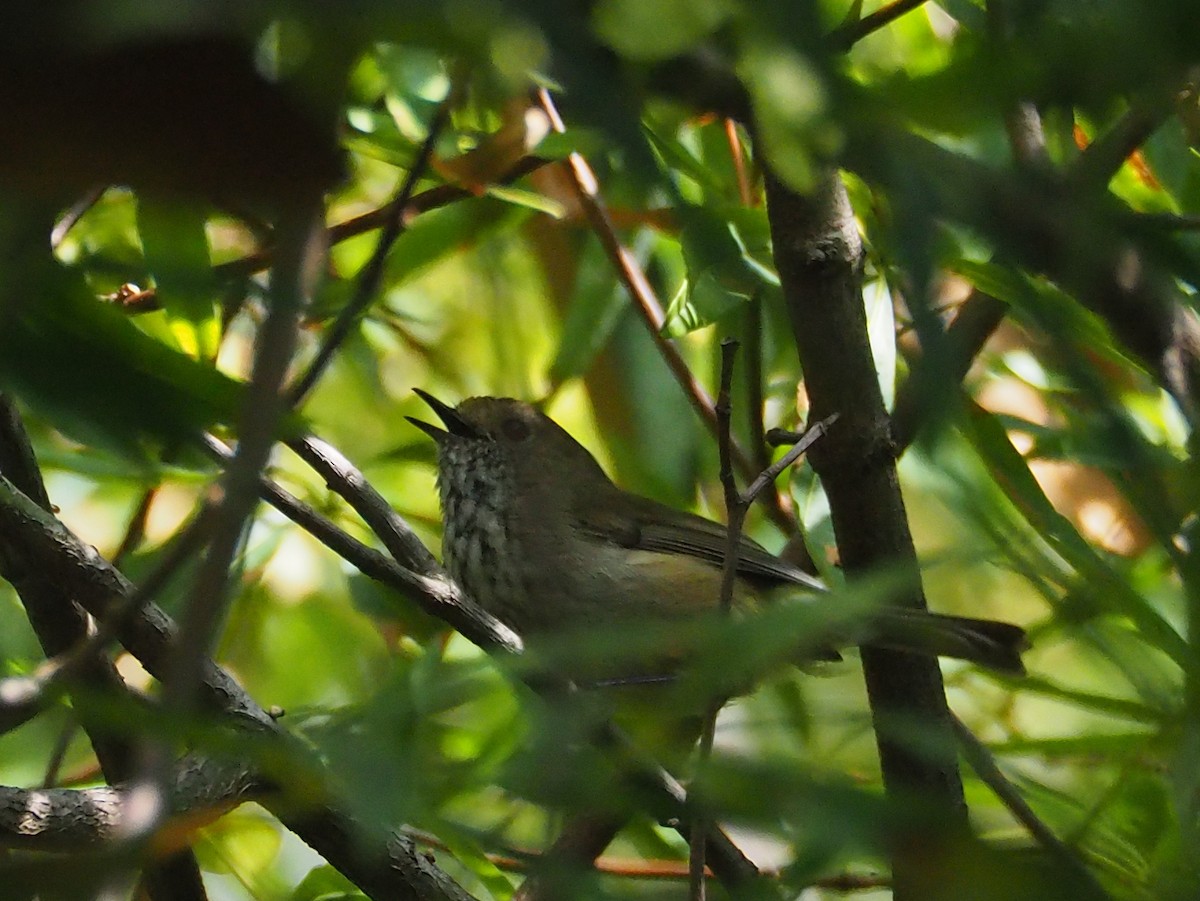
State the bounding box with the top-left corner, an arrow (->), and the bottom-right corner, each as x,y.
136,198 -> 219,360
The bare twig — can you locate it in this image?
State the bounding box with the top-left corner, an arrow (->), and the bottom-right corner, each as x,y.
287,88 -> 456,406
1070,91 -> 1177,189
689,340 -> 743,900
724,119 -> 753,207
111,486 -> 158,567
534,88 -> 802,540
536,91 -> 719,425
829,0 -> 931,50
691,342 -> 840,900
50,185 -> 107,250
744,415 -> 840,502
206,432 -> 524,654
211,156 -> 550,285
953,716 -> 1113,900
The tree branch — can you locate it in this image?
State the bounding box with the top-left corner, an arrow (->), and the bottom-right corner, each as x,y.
0,472 -> 478,899
764,169 -> 967,899
286,85 -> 456,406
0,394 -> 211,901
534,89 -> 803,541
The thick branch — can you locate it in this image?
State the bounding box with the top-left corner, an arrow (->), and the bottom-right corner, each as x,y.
0,395 -> 209,901
764,169 -> 966,898
0,756 -> 262,853
0,474 -> 477,900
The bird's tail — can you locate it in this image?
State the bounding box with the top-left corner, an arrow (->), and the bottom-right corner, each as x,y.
865,609 -> 1028,675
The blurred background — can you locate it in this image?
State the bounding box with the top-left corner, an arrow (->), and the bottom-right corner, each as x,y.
1,0 -> 1196,898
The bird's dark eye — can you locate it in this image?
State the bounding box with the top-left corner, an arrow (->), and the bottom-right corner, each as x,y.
500,417 -> 531,442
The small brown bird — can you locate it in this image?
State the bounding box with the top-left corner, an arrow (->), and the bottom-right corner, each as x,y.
408,391 -> 1027,679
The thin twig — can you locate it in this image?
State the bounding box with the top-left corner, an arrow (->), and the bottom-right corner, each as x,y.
743,414 -> 840,503
211,156 -> 550,284
690,340 -> 744,900
0,507 -> 215,736
111,486 -> 158,567
953,715 -> 1113,900
828,0 -> 931,50
690,344 -> 839,900
724,119 -> 753,207
536,90 -> 717,422
50,185 -> 107,250
286,88 -> 456,406
276,434 -> 522,650
535,88 -> 801,539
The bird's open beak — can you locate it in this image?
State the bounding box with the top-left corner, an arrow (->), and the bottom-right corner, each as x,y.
407,389 -> 481,441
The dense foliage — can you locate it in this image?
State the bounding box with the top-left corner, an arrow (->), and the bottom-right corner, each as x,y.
2,1 -> 1199,899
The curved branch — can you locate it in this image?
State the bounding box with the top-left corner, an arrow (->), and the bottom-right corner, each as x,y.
0,756 -> 262,854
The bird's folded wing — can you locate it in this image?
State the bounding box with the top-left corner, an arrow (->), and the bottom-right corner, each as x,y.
577,492 -> 827,594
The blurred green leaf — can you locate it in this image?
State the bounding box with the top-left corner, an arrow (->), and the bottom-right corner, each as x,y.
550,236 -> 631,384
737,41 -> 831,192
961,401 -> 1188,666
196,808 -> 283,878
592,0 -> 734,61
136,198 -> 220,359
384,197 -> 528,287
0,263 -> 250,457
292,865 -> 364,901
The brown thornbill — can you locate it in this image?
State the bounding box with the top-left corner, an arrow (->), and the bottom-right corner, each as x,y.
408,390 -> 1027,677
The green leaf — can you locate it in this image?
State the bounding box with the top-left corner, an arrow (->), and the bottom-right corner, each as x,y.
664,205 -> 778,335
737,41 -> 831,192
644,122 -> 728,198
384,197 -> 527,287
0,263 -> 251,458
536,126 -> 608,160
549,236 -> 633,383
592,0 -> 734,61
961,401 -> 1189,666
291,865 -> 364,901
194,808 -> 282,877
136,198 -> 219,360
484,184 -> 566,218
